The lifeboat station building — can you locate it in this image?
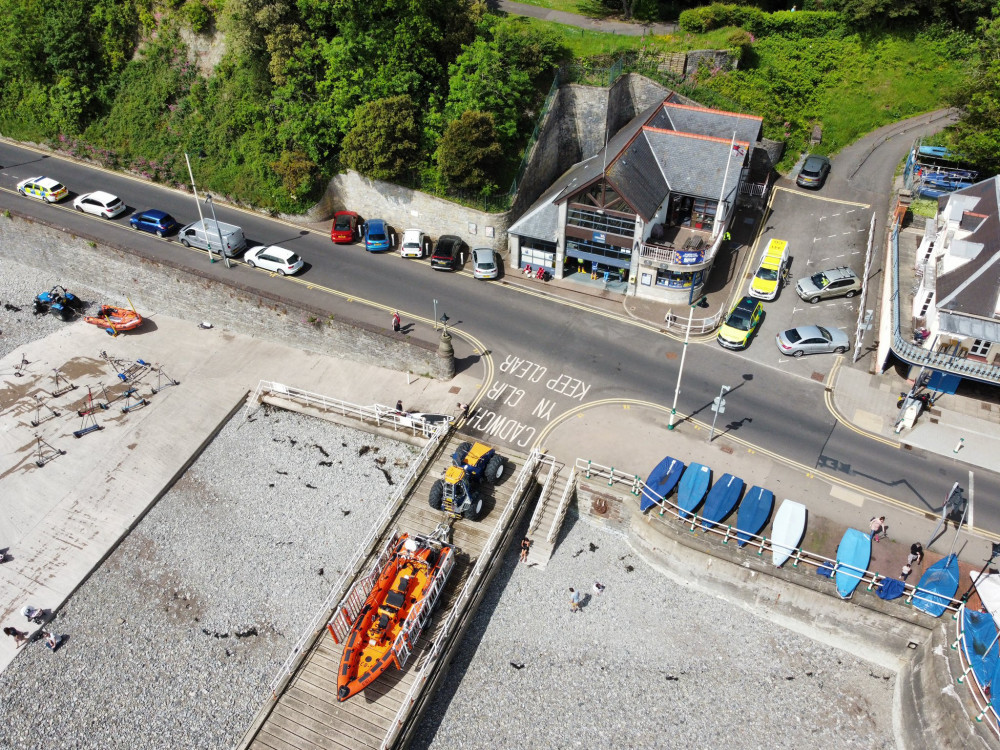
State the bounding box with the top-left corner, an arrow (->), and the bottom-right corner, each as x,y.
507,98 -> 764,303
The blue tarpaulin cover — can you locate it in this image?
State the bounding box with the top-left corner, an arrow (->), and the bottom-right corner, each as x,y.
913,555 -> 960,617
877,577 -> 906,600
817,562 -> 834,578
963,609 -> 1000,689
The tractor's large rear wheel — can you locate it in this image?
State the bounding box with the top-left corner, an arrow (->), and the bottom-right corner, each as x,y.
429,480 -> 444,510
486,455 -> 504,483
453,441 -> 472,466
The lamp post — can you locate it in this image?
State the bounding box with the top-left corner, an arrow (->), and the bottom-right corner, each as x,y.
960,542 -> 1000,604
668,295 -> 707,430
439,313 -> 450,336
184,152 -> 214,265
204,194 -> 231,269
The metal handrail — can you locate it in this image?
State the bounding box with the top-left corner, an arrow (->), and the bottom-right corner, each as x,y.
380,448 -> 544,750
262,405 -> 448,699
526,456 -> 557,534
574,457 -> 963,617
547,467 -> 577,544
954,602 -> 1000,737
663,309 -> 723,335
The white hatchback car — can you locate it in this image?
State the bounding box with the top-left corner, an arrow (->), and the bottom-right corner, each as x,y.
245,245 -> 304,276
73,191 -> 126,219
471,247 -> 498,279
400,229 -> 428,258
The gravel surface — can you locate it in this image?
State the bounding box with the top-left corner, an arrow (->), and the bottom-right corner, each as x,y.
0,260 -> 894,749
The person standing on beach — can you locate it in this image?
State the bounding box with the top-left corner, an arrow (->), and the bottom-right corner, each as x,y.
520,537 -> 532,563
569,588 -> 582,612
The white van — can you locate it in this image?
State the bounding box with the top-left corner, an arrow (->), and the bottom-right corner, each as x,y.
748,239 -> 789,300
179,219 -> 247,258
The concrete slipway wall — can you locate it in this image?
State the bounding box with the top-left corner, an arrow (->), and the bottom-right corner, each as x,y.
574,480 -> 1000,750
0,211 -> 449,379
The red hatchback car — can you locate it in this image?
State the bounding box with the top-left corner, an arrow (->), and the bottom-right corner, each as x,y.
331,211 -> 360,244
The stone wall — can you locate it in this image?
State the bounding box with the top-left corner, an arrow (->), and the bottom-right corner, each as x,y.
0,211 -> 450,379
306,171 -> 510,256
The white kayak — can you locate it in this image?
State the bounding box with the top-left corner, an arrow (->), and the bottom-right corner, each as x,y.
771,499 -> 807,568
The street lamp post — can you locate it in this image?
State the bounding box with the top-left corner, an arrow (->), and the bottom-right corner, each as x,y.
668,295 -> 707,430
184,152 -> 214,265
205,194 -> 231,269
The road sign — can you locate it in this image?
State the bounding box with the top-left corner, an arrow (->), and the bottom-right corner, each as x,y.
711,397 -> 726,414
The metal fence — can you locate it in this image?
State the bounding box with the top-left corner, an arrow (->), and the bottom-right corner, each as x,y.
954,602 -> 1000,739
509,69 -> 561,199
575,457 -> 964,617
662,309 -> 724,334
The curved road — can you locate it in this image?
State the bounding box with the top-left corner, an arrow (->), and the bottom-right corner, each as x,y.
0,120 -> 995,533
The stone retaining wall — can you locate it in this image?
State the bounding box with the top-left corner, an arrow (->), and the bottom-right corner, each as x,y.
0,211 -> 449,379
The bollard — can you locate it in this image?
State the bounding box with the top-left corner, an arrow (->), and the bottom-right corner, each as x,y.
792,549 -> 800,568
723,526 -> 731,544
957,665 -> 973,684
976,701 -> 993,722
608,467 -> 615,487
954,437 -> 965,453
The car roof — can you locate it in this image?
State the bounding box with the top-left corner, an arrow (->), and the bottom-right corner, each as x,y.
733,296 -> 758,311
141,209 -> 170,219
815,266 -> 857,281
258,244 -> 294,257
788,325 -> 825,338
33,176 -> 63,188
334,210 -> 357,217
85,190 -> 120,203
803,155 -> 829,167
368,218 -> 386,228
402,228 -> 423,239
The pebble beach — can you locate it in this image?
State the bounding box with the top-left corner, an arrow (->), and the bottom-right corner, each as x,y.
0,266 -> 895,749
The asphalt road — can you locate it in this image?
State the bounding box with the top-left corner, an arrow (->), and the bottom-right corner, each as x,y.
1,124 -> 996,533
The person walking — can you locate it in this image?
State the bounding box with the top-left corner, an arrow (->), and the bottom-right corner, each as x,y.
869,516 -> 885,542
3,626 -> 28,647
569,587 -> 582,612
520,537 -> 532,563
391,310 -> 401,333
908,542 -> 924,566
458,402 -> 470,421
901,563 -> 912,581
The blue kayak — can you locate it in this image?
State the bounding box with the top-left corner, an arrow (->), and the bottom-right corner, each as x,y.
735,486 -> 774,547
835,529 -> 872,599
700,473 -> 744,530
677,463 -> 711,520
912,554 -> 960,617
639,455 -> 684,513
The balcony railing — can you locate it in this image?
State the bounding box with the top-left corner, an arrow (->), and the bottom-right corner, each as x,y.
889,224 -> 1000,384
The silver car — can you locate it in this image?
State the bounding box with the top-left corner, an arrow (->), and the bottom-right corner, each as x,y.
795,266 -> 861,303
775,325 -> 850,357
471,247 -> 498,279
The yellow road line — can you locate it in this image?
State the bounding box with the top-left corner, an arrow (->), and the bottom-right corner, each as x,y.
823,358 -> 899,448
772,185 -> 871,208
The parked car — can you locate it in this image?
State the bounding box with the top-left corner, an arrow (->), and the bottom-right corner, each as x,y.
179,219 -> 248,258
431,235 -> 465,271
748,239 -> 789,300
244,245 -> 304,276
331,211 -> 360,244
775,325 -> 850,357
796,155 -> 831,189
73,191 -> 126,219
130,209 -> 181,237
795,266 -> 861,303
400,229 -> 429,258
471,247 -> 498,279
16,176 -> 68,203
363,219 -> 394,252
717,296 -> 764,350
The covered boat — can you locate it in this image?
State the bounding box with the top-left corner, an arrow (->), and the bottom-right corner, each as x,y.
835,529 -> 872,599
700,473 -> 744,530
84,305 -> 143,334
912,554 -> 960,617
735,486 -> 774,547
677,463 -> 711,520
334,531 -> 454,701
640,455 -> 684,513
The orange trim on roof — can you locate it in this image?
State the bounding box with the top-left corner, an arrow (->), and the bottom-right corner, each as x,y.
661,100 -> 763,122
642,126 -> 750,149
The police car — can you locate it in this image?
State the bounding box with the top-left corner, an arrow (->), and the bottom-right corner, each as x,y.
17,176 -> 69,204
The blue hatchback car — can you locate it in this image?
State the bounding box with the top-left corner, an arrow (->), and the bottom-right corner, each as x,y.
130,209 -> 181,237
363,219 -> 394,252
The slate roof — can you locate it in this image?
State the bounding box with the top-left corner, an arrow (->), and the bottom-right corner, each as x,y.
936,177 -> 1000,319
509,97 -> 763,237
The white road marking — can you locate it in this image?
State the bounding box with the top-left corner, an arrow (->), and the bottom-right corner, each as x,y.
969,470 -> 975,529
831,213 -> 842,217
828,234 -> 838,239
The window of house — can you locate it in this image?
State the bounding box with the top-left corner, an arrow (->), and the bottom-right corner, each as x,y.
567,208 -> 636,238
970,339 -> 991,356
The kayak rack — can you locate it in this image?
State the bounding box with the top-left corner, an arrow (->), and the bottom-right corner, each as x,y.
29,394 -> 60,427
50,368 -> 77,397
34,434 -> 66,467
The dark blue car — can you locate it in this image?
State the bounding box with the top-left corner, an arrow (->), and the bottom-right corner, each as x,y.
130,209 -> 181,237
363,219 -> 394,252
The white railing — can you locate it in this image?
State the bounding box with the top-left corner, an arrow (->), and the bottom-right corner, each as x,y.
547,467 -> 577,544
526,456 -> 557,534
663,309 -> 724,335
953,602 -> 1000,738
379,448 -> 544,750
262,414 -> 448,699
573,457 -> 962,616
326,531 -> 401,645
245,381 -> 454,439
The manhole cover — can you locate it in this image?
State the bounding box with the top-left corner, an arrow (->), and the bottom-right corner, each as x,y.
720,445 -> 734,454
665,352 -> 678,360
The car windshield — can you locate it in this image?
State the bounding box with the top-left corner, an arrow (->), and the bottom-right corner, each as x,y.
803,158 -> 824,175
476,259 -> 493,269
817,326 -> 832,341
811,272 -> 830,287
756,268 -> 778,281
334,216 -> 351,230
370,233 -> 386,241
727,312 -> 752,331
404,241 -> 419,248
161,214 -> 175,225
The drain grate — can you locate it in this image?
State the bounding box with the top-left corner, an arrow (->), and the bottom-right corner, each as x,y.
720,445 -> 734,455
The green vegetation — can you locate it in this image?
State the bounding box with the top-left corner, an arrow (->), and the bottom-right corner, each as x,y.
910,198 -> 939,218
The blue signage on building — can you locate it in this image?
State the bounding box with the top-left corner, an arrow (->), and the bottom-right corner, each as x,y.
678,250 -> 704,264
593,232 -> 606,243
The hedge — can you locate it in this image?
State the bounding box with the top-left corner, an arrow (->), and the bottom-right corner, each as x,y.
678,4 -> 843,39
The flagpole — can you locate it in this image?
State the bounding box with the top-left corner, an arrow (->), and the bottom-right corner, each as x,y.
714,131 -> 737,239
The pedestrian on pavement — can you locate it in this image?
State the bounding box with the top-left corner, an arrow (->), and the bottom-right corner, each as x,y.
593,581 -> 606,596
869,516 -> 885,542
395,399 -> 404,413
458,402 -> 469,421
901,563 -> 912,581
3,626 -> 28,647
908,542 -> 924,566
569,587 -> 582,612
520,537 -> 532,563
391,310 -> 401,332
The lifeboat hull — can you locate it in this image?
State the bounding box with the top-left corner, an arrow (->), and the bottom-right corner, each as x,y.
84,305 -> 143,332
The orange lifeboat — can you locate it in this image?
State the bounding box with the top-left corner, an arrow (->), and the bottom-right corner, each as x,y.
84,305 -> 143,334
333,532 -> 454,702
